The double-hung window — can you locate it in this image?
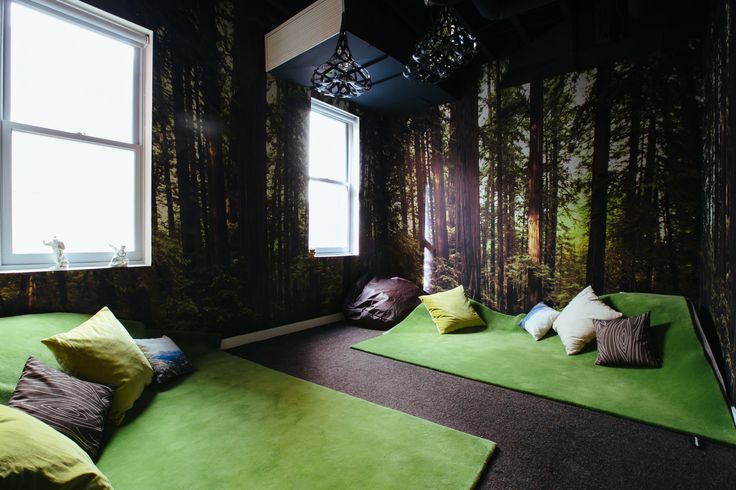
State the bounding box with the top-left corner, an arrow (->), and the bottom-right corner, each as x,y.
308,99 -> 359,257
0,0 -> 152,271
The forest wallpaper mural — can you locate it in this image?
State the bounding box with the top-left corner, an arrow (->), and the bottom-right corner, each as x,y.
701,0 -> 736,400
372,52 -> 702,315
0,0 -> 732,396
0,0 -> 352,336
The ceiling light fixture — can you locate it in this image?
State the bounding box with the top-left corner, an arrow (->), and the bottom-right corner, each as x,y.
404,7 -> 477,84
311,13 -> 371,98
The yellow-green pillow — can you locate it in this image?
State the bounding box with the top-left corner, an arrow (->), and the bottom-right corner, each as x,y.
419,285 -> 485,334
0,404 -> 112,489
42,307 -> 153,425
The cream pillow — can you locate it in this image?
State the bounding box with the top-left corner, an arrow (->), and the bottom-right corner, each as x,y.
552,286 -> 622,355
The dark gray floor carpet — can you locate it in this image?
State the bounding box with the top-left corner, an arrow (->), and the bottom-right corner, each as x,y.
230,323 -> 736,489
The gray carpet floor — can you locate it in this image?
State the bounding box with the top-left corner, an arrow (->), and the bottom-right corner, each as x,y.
230,323 -> 736,489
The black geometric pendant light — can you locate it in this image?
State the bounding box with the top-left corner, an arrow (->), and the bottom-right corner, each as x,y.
404,7 -> 477,84
311,13 -> 371,98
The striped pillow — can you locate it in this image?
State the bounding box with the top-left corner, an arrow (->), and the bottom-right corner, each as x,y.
8,356 -> 114,460
593,313 -> 661,368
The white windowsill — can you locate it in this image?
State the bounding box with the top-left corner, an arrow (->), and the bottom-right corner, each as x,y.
0,262 -> 150,274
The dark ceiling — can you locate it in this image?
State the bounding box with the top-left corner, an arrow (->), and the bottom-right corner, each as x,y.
260,0 -> 706,107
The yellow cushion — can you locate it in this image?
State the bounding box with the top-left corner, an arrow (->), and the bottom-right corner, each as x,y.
419,285 -> 485,334
42,307 -> 153,425
0,404 -> 112,489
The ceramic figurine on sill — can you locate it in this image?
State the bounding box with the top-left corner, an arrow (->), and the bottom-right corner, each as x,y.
109,244 -> 128,268
43,237 -> 70,270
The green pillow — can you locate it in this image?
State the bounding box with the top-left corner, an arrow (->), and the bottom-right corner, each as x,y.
42,307 -> 153,426
0,404 -> 112,489
419,285 -> 485,334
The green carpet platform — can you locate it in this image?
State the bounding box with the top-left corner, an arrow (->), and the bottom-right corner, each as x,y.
352,292 -> 736,445
0,313 -> 495,489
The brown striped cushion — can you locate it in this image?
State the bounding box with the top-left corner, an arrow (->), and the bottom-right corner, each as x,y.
8,356 -> 114,460
593,313 -> 661,368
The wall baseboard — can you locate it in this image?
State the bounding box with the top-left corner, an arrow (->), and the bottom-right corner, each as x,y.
220,313 -> 344,350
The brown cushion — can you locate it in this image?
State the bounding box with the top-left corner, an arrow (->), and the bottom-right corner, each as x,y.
594,313 -> 661,368
8,356 -> 114,460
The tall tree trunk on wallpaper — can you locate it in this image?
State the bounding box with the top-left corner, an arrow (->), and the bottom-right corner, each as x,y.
17,275 -> 29,313
662,191 -> 679,291
281,82 -> 294,306
95,271 -> 117,312
431,113 -> 449,259
193,83 -> 211,264
640,113 -> 658,290
454,75 -> 482,299
528,79 -> 544,305
407,140 -> 418,238
199,0 -> 229,268
545,78 -> 561,279
232,8 -> 269,319
25,276 -> 34,311
399,159 -> 410,233
156,39 -> 177,238
506,188 -> 517,307
155,31 -> 176,238
586,65 -> 612,293
623,67 -> 642,290
495,63 -> 506,309
285,84 -> 309,307
171,58 -> 203,264
55,273 -> 68,310
415,127 -> 426,250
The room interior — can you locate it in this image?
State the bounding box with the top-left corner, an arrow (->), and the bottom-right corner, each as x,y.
0,0 -> 735,488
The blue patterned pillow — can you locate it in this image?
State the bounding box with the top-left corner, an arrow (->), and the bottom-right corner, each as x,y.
135,336 -> 195,383
519,302 -> 560,340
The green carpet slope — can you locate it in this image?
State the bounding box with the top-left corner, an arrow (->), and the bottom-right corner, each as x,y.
0,312 -> 495,490
353,292 -> 736,445
98,350 -> 495,490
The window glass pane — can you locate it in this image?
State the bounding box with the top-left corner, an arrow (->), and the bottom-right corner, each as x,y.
9,2 -> 136,143
308,180 -> 349,250
309,110 -> 347,182
11,131 -> 136,254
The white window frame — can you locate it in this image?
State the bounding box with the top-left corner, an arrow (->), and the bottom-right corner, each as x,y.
308,99 -> 359,257
0,0 -> 152,272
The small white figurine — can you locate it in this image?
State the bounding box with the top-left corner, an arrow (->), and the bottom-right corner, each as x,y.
109,244 -> 129,268
43,236 -> 70,270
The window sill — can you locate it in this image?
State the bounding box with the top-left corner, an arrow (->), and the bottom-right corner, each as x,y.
0,262 -> 150,274
312,252 -> 358,258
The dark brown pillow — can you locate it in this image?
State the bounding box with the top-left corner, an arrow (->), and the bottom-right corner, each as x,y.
594,313 -> 661,368
8,356 -> 114,460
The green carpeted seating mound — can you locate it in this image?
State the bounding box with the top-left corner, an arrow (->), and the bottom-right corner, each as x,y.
0,313 -> 495,489
353,292 -> 736,445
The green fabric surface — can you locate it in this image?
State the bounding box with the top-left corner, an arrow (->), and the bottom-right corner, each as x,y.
0,312 -> 145,405
98,349 -> 494,489
0,404 -> 113,489
353,292 -> 736,445
1,312 -> 495,489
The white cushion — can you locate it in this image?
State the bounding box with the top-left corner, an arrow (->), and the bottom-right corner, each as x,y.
519,302 -> 559,340
552,286 -> 622,355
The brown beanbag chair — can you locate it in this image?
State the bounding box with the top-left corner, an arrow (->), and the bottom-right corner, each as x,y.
344,277 -> 422,330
